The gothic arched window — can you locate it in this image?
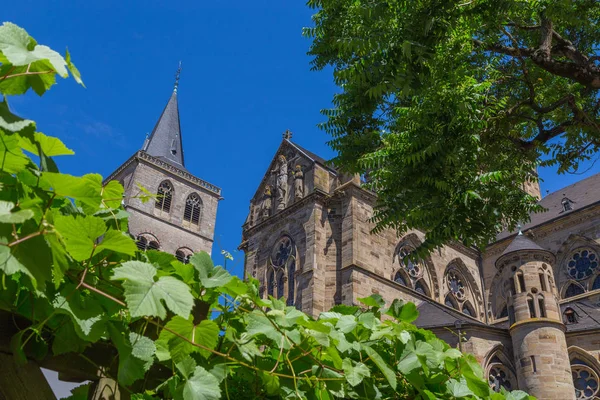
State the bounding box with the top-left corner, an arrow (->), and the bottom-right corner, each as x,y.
392,244 -> 435,299
567,248 -> 599,281
175,248 -> 193,264
571,359 -> 600,399
443,263 -> 480,319
394,270 -> 408,286
155,181 -> 173,213
276,271 -> 285,299
565,283 -> 586,298
136,234 -> 159,251
267,270 -> 275,297
592,275 -> 600,291
287,260 -> 296,306
183,193 -> 202,226
269,235 -> 297,306
486,352 -> 517,394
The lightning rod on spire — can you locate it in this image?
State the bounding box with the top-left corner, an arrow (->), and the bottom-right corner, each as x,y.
174,61 -> 182,93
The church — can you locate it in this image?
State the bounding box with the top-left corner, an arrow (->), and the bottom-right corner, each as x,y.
106,78 -> 600,399
238,133 -> 600,400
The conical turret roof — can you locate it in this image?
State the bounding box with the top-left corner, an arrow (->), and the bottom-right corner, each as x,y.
500,232 -> 547,258
143,91 -> 185,169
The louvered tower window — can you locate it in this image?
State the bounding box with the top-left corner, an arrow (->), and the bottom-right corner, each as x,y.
155,181 -> 173,213
136,235 -> 160,251
184,193 -> 202,225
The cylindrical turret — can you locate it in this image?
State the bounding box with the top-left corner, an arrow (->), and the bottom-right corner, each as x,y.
495,233 -> 574,400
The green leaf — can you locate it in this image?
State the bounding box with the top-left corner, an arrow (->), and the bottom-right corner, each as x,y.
156,316 -> 219,362
357,294 -> 385,308
111,261 -> 194,319
0,129 -> 30,174
18,131 -> 74,156
190,251 -> 232,288
0,97 -> 33,132
96,229 -> 137,257
260,371 -> 280,395
183,366 -> 221,400
0,201 -> 33,223
52,319 -> 88,356
43,172 -> 103,212
54,214 -> 106,261
108,323 -> 146,386
364,345 -> 397,389
53,290 -> 106,342
101,180 -> 124,209
0,22 -> 68,76
129,332 -> 156,371
385,299 -> 419,323
45,231 -> 71,288
0,241 -> 29,277
10,221 -> 53,290
446,379 -> 474,398
61,383 -> 91,400
65,48 -> 84,86
175,356 -> 197,379
342,358 -> 371,387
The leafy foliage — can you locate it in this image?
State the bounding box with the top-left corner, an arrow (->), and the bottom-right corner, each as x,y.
305,0 -> 600,255
0,22 -> 533,399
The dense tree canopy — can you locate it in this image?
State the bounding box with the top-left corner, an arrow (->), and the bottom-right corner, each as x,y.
0,22 -> 535,399
305,0 -> 600,254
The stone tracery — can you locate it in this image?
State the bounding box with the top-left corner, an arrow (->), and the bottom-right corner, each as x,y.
392,245 -> 432,298
443,262 -> 480,319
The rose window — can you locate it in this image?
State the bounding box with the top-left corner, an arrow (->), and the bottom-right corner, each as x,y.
271,236 -> 294,267
573,365 -> 599,399
567,249 -> 598,281
447,272 -> 466,300
399,248 -> 421,278
488,366 -> 513,392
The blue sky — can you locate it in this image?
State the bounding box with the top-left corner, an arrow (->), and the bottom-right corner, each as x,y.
4,1 -> 599,397
5,0 -> 598,282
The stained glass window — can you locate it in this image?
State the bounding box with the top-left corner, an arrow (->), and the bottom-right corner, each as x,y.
394,270 -> 408,286
567,249 -> 599,281
572,364 -> 599,399
565,283 -> 585,298
488,366 -> 513,392
271,236 -> 294,267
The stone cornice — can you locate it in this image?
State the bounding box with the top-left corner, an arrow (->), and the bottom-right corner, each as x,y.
242,189 -> 328,237
508,317 -> 566,333
105,151 -> 222,198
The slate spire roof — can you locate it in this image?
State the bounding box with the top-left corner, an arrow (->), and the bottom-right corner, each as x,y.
142,82 -> 185,169
500,231 -> 547,258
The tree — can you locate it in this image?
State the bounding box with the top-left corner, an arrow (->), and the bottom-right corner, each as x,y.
305,0 -> 600,254
0,22 -> 532,399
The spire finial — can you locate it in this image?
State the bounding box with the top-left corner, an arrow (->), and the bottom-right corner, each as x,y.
173,61 -> 182,93
283,129 -> 293,140
517,224 -> 523,235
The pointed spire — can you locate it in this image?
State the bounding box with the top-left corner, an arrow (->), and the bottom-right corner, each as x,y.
174,61 -> 182,93
142,67 -> 185,168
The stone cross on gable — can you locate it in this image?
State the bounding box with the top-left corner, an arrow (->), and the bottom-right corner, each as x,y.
283,129 -> 293,140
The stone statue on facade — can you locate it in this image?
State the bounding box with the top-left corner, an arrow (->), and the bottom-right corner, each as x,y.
262,185 -> 273,218
294,164 -> 304,200
273,155 -> 288,210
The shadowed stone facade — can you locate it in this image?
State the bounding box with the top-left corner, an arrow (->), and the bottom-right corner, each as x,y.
241,135 -> 600,399
104,87 -> 221,258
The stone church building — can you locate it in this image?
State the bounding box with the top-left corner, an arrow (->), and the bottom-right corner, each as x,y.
239,134 -> 600,400
105,79 -> 221,262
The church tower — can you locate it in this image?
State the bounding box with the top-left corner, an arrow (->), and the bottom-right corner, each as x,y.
495,232 -> 574,399
104,66 -> 222,260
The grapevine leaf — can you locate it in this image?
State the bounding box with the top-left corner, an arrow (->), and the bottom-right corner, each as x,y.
54,214 -> 106,261
52,318 -> 88,355
65,48 -> 84,86
183,366 -> 221,400
61,383 -> 91,400
18,131 -> 74,156
364,345 -> 397,389
342,358 -> 371,387
96,229 -> 137,257
101,180 -> 124,209
129,332 -> 156,371
0,22 -> 68,76
446,379 -> 474,397
385,299 -> 419,323
43,172 -> 103,212
0,129 -> 30,173
190,251 -> 232,288
0,97 -> 33,132
357,294 -> 385,308
0,201 -> 33,223
156,316 -> 219,363
108,324 -> 146,386
53,290 -> 106,342
111,261 -> 193,319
